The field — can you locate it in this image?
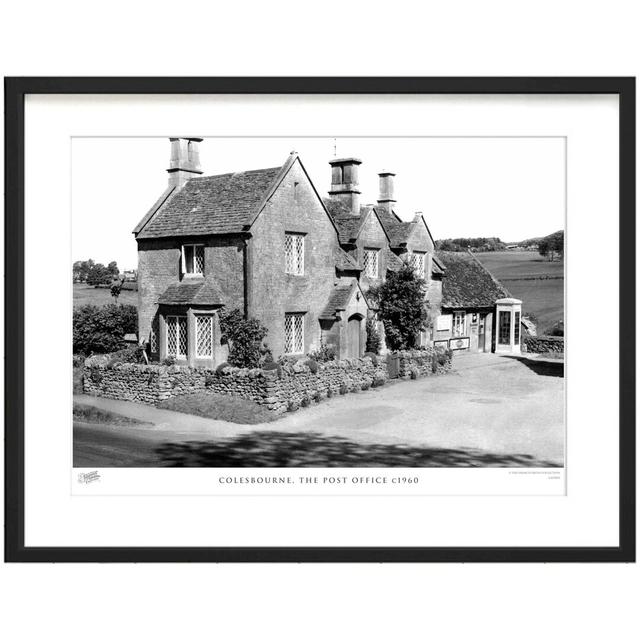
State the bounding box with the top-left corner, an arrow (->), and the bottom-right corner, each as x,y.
473,251 -> 564,334
73,283 -> 138,307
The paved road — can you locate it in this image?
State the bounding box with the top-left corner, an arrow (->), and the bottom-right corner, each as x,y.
74,352 -> 564,467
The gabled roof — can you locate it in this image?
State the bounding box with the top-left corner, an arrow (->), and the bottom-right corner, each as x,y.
158,279 -> 224,306
437,251 -> 511,309
135,166 -> 282,238
384,247 -> 405,272
319,278 -> 370,319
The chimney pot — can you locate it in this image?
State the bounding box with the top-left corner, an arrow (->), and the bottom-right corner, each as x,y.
328,157 -> 362,216
377,171 -> 396,213
167,137 -> 203,188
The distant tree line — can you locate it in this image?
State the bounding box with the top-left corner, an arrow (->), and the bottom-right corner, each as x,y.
435,237 -> 506,252
538,230 -> 564,261
73,259 -> 120,286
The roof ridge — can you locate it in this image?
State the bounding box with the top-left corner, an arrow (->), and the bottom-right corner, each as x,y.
189,165 -> 283,181
466,250 -> 512,298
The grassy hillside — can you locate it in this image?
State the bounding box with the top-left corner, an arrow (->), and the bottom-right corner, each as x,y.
74,283 -> 138,308
473,251 -> 564,334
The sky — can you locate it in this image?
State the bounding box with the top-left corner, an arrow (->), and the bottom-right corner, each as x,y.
72,136 -> 565,271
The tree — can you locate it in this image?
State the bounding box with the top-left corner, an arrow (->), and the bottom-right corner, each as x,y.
538,230 -> 564,261
368,264 -> 428,351
73,259 -> 95,282
218,308 -> 269,368
107,261 -> 120,278
73,304 -> 138,355
86,263 -> 113,286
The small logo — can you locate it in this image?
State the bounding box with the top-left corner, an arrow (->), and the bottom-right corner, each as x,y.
78,470 -> 101,484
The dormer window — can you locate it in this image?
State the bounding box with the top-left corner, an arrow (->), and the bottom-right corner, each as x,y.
363,248 -> 379,278
182,244 -> 204,276
410,251 -> 426,278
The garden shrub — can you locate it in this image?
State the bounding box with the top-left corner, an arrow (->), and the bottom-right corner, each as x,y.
73,303 -> 138,355
90,368 -> 103,384
219,308 -> 269,368
301,396 -> 310,408
367,264 -> 428,350
307,342 -> 336,363
361,380 -> 371,391
163,356 -> 176,366
287,400 -> 298,412
410,367 -> 419,380
327,387 -> 334,398
339,383 -> 348,395
107,345 -> 146,367
363,351 -> 378,366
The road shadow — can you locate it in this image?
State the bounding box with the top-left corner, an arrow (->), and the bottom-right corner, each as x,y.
503,355 -> 564,377
155,431 -> 561,468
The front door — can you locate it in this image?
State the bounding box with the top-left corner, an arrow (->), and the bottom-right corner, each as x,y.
478,314 -> 486,352
347,315 -> 362,358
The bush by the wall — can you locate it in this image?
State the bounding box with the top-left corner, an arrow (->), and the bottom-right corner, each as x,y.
363,352 -> 378,366
73,303 -> 137,355
307,342 -> 336,363
219,308 -> 269,368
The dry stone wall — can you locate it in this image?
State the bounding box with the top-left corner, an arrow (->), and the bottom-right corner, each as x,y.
522,335 -> 564,354
83,349 -> 453,414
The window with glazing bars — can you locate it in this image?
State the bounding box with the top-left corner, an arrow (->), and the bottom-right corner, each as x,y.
363,249 -> 379,278
514,311 -> 521,345
498,311 -> 511,345
196,315 -> 213,358
166,316 -> 187,358
182,244 -> 204,275
410,251 -> 426,278
150,317 -> 158,352
285,233 -> 304,275
453,311 -> 466,337
284,313 -> 304,354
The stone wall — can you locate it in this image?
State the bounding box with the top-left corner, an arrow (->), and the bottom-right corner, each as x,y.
84,354 -> 386,414
394,347 -> 453,378
522,335 -> 564,354
83,349 -> 452,414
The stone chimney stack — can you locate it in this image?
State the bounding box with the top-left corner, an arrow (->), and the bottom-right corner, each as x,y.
328,157 -> 362,215
377,171 -> 396,214
167,137 -> 203,189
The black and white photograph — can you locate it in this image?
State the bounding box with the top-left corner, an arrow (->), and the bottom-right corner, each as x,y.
72,135 -> 565,471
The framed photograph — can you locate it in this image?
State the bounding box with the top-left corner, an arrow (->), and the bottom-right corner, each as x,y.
5,77 -> 635,562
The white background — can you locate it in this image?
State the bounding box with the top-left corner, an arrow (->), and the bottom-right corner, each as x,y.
1,2 -> 638,640
27,94 -> 608,545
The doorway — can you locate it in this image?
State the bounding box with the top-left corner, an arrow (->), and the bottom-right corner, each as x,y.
478,314 -> 487,352
347,314 -> 362,358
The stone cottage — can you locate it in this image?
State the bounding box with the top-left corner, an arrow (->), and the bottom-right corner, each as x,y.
133,138 -> 439,367
433,251 -> 522,354
133,137 -> 522,366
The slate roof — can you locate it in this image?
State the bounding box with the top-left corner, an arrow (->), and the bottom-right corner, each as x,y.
437,251 -> 511,309
136,166 -> 283,238
319,279 -> 370,319
373,207 -> 413,246
334,247 -> 361,271
384,247 -> 405,271
158,279 -> 224,306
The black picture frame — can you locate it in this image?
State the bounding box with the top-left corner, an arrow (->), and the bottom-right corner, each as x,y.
4,77 -> 635,563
